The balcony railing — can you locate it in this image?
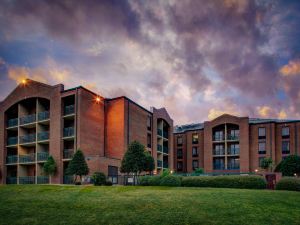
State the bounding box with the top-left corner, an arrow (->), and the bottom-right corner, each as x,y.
63,176 -> 74,184
157,128 -> 163,136
163,146 -> 168,154
64,105 -> 75,116
37,152 -> 49,161
37,176 -> 49,184
213,135 -> 224,141
63,149 -> 74,159
38,131 -> 49,141
258,150 -> 266,155
213,149 -> 225,155
19,114 -> 36,125
6,177 -> 17,184
38,111 -> 50,121
157,144 -> 163,153
282,150 -> 290,154
63,127 -> 75,137
19,134 -> 36,144
213,163 -> 225,170
7,118 -> 18,128
157,160 -> 162,168
227,163 -> 240,170
163,131 -> 168,139
19,176 -> 35,184
19,153 -> 36,163
227,135 -> 239,141
6,155 -> 18,164
227,148 -> 240,155
7,136 -> 18,146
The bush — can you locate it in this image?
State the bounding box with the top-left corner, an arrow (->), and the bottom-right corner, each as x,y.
160,169 -> 171,178
160,175 -> 181,187
192,168 -> 204,176
105,180 -> 113,186
181,175 -> 266,189
275,155 -> 300,176
138,176 -> 152,186
276,177 -> 300,191
92,172 -> 106,186
148,176 -> 161,186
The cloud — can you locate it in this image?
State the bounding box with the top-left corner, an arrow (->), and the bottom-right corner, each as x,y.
280,59 -> 300,76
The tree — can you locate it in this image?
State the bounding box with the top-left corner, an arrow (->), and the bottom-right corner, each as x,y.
260,158 -> 273,171
144,152 -> 155,174
66,149 -> 89,184
43,156 -> 56,184
120,141 -> 155,175
92,172 -> 106,186
275,155 -> 300,176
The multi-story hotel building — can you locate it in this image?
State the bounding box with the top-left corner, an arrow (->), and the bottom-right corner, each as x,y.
0,79 -> 173,184
174,114 -> 300,174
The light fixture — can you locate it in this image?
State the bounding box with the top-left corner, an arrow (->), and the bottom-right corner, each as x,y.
294,173 -> 297,177
255,169 -> 258,173
95,96 -> 101,103
21,79 -> 27,85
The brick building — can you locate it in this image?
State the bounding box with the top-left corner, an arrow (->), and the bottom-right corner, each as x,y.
0,79 -> 173,184
174,114 -> 300,174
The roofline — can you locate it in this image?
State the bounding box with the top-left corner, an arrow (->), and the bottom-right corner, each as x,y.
174,128 -> 203,134
106,96 -> 152,114
62,85 -> 102,98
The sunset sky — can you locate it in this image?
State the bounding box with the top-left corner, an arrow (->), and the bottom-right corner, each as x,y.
0,0 -> 300,125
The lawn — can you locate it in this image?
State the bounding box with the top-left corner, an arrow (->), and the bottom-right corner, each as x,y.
0,185 -> 299,225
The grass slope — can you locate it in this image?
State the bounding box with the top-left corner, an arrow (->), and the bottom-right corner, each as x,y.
0,185 -> 299,225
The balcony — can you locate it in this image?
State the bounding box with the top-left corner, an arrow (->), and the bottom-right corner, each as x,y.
163,131 -> 168,139
64,105 -> 75,116
19,134 -> 36,144
37,176 -> 49,184
19,114 -> 36,125
37,152 -> 49,161
227,134 -> 239,141
213,135 -> 224,142
227,163 -> 240,170
6,177 -> 17,184
6,155 -> 18,164
63,127 -> 75,138
37,131 -> 49,142
7,136 -> 18,146
213,149 -> 225,156
7,118 -> 18,128
163,146 -> 168,154
19,176 -> 35,184
157,144 -> 163,153
213,163 -> 225,170
157,160 -> 162,168
63,149 -> 74,159
19,153 -> 36,163
227,148 -> 240,155
38,111 -> 50,121
157,128 -> 163,137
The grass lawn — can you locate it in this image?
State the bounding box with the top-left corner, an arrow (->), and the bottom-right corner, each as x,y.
0,185 -> 299,225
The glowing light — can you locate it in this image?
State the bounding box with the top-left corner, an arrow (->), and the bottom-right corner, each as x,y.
294,173 -> 297,177
95,96 -> 101,103
170,170 -> 174,174
255,169 -> 258,173
153,170 -> 157,175
21,79 -> 27,85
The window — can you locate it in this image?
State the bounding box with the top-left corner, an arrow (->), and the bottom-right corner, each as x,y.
282,141 -> 290,154
228,144 -> 239,155
227,157 -> 240,170
259,157 -> 265,167
192,160 -> 199,170
282,127 -> 290,137
214,131 -> 223,141
147,116 -> 152,131
177,161 -> 183,171
230,129 -> 239,138
258,127 -> 266,139
147,133 -> 151,148
213,158 -> 225,170
192,134 -> 199,144
108,166 -> 118,184
177,149 -> 183,159
213,144 -> 224,155
177,136 -> 183,146
258,142 -> 266,154
192,147 -> 198,157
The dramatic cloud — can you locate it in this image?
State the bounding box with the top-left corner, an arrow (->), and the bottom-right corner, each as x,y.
0,0 -> 300,124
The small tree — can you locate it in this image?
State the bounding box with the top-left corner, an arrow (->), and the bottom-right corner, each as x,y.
66,149 -> 89,184
275,155 -> 300,176
43,156 -> 56,184
144,152 -> 155,174
260,158 -> 273,171
92,172 -> 106,186
192,168 -> 204,176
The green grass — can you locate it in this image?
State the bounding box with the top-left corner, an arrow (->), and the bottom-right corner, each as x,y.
0,185 -> 299,225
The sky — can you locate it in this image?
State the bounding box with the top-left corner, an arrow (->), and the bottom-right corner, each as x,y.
0,0 -> 300,125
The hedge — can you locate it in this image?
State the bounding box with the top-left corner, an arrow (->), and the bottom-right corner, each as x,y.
181,175 -> 266,189
276,177 -> 300,192
160,175 -> 181,187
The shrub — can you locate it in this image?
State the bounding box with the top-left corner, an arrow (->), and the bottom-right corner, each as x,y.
181,175 -> 266,189
160,169 -> 171,178
105,180 -> 113,186
138,176 -> 152,186
260,158 -> 273,171
160,175 -> 181,187
92,172 -> 106,186
276,177 -> 300,191
148,176 -> 161,186
275,155 -> 300,176
192,168 -> 204,176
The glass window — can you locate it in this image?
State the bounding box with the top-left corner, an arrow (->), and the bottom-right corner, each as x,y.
258,142 -> 266,154
177,149 -> 183,159
147,116 -> 152,131
147,133 -> 151,148
192,134 -> 199,144
192,147 -> 198,157
258,127 -> 266,138
282,141 -> 290,154
282,127 -> 290,137
177,136 -> 183,146
214,144 -> 224,155
192,160 -> 199,170
230,129 -> 239,137
213,158 -> 225,170
177,162 -> 183,171
214,131 -> 223,141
